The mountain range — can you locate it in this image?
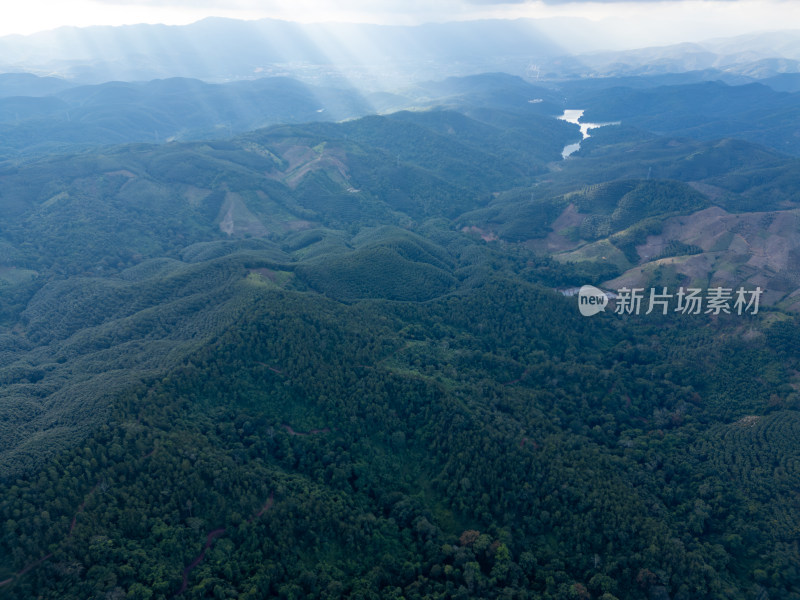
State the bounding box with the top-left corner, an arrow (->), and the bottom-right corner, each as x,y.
0,17 -> 799,600
1,18 -> 800,84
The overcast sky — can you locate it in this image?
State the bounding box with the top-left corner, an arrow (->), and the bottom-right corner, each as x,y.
2,0 -> 799,48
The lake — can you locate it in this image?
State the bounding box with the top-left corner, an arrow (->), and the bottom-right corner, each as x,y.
558,109 -> 620,158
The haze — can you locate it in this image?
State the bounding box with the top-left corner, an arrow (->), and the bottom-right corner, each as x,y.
3,0 -> 800,51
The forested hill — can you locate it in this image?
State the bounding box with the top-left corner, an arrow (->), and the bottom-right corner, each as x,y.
0,76 -> 375,159
0,82 -> 799,600
0,107 -> 574,478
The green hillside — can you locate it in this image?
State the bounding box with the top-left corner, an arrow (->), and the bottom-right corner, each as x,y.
1,76 -> 799,600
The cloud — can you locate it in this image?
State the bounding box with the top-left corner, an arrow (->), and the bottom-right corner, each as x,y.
538,0 -> 737,3
89,0 -> 246,5
463,0 -> 738,3
462,0 -> 528,4
2,0 -> 798,39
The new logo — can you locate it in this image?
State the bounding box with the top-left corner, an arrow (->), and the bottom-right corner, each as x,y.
578,285 -> 608,317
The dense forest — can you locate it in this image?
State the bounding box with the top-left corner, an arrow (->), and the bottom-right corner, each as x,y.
1,68 -> 799,600
2,274 -> 798,599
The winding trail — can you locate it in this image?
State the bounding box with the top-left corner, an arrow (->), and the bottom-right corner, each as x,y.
0,456 -> 148,590
14,553 -> 53,578
256,362 -> 284,375
174,421 -> 332,594
175,492 -> 275,596
174,419 -> 335,594
176,528 -> 228,595
0,552 -> 55,589
504,368 -> 532,386
69,484 -> 98,536
282,424 -> 332,436
4,425 -> 315,595
249,492 -> 275,523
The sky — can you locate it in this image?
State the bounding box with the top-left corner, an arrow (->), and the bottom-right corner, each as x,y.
1,0 -> 799,48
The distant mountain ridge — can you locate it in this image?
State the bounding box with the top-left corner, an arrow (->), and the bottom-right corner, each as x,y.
0,17 -> 798,86
0,76 -> 376,158
0,17 -> 571,85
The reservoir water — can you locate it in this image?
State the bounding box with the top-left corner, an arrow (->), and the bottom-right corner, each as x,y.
558,109 -> 620,158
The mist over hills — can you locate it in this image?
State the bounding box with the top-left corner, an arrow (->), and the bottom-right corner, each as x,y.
0,76 -> 375,158
560,30 -> 800,79
1,17 -> 799,86
3,68 -> 800,162
0,17 -> 573,85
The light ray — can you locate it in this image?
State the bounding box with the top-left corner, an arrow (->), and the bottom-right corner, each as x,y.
1,1 -> 799,42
